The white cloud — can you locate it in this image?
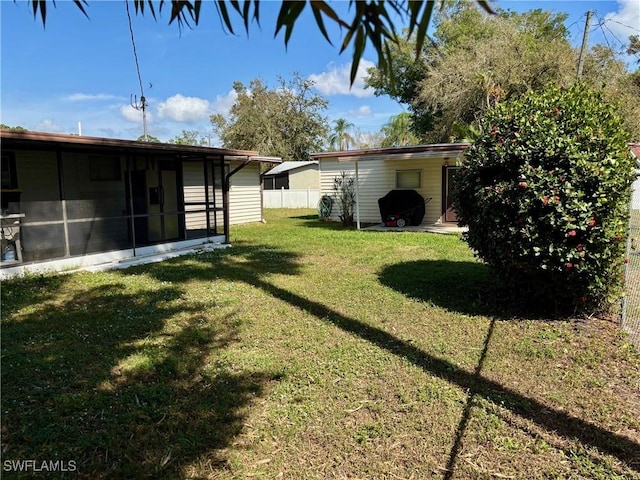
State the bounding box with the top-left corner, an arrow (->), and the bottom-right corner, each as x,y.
348,105 -> 373,117
211,89 -> 238,117
65,93 -> 121,102
309,60 -> 376,98
157,94 -> 211,122
604,0 -> 640,40
119,104 -> 150,123
35,118 -> 65,133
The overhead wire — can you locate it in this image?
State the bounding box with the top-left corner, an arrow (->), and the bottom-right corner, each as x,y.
125,0 -> 149,140
125,0 -> 145,101
592,11 -> 640,62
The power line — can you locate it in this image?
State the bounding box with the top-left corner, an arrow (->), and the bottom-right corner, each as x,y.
125,0 -> 149,141
592,12 -> 640,63
125,0 -> 145,100
606,18 -> 640,34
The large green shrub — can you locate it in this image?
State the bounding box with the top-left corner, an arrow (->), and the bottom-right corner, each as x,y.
454,83 -> 635,314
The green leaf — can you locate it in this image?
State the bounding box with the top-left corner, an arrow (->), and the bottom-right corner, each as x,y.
275,1 -> 307,46
215,0 -> 236,34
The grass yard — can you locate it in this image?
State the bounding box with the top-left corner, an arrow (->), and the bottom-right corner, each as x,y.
2,209 -> 639,479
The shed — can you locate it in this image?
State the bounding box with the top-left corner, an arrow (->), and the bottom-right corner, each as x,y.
262,161 -> 319,190
311,143 -> 470,228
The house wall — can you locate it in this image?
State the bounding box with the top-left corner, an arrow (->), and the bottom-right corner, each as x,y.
182,161 -> 223,235
289,165 -> 320,189
319,154 -> 461,225
229,162 -> 263,225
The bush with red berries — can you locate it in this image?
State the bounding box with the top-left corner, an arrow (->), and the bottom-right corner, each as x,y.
454,83 -> 635,314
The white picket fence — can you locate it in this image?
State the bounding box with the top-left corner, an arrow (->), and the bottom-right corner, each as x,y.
263,188 -> 321,208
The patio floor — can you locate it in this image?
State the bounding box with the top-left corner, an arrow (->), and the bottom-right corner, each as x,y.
362,223 -> 466,234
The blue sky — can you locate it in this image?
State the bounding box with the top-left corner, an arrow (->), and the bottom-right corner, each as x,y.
1,0 -> 638,144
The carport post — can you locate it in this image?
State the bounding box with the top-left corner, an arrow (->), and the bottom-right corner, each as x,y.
355,159 -> 360,230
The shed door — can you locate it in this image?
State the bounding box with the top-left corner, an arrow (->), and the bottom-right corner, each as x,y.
443,166 -> 460,223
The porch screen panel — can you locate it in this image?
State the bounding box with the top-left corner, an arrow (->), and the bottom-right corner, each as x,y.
62,153 -> 130,254
67,217 -> 131,255
15,151 -> 66,261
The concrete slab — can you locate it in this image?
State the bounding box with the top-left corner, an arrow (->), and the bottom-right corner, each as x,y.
362,223 -> 466,234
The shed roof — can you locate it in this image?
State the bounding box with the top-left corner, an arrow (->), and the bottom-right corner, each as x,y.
630,143 -> 640,160
0,130 -> 281,163
263,161 -> 318,176
310,143 -> 470,160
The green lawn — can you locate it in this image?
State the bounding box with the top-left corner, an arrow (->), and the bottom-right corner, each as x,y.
2,209 -> 639,479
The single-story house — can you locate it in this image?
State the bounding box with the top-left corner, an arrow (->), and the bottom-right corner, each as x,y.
310,143 -> 470,228
0,130 -> 279,277
262,161 -> 319,190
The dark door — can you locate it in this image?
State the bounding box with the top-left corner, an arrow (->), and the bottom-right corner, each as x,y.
443,166 -> 460,223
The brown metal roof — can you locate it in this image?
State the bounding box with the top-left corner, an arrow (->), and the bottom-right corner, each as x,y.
630,143 -> 640,160
0,130 -> 281,163
310,143 -> 471,159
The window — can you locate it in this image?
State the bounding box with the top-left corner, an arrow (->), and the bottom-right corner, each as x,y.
89,155 -> 121,181
396,169 -> 421,189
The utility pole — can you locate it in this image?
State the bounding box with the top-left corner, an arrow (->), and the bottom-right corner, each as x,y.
576,10 -> 593,80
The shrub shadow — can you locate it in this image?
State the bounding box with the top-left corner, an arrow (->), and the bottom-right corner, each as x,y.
379,259 -> 565,320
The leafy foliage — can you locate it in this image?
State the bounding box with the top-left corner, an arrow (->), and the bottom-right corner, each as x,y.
167,130 -> 209,146
332,172 -> 357,227
136,133 -> 160,142
366,4 -> 639,142
210,74 -> 328,160
380,112 -> 419,147
0,124 -> 29,132
454,83 -> 635,314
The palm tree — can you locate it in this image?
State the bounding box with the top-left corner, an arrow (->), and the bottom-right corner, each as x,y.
328,118 -> 355,151
381,112 -> 419,147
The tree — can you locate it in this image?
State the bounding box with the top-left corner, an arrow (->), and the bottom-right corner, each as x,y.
167,130 -> 209,146
380,112 -> 419,147
419,8 -> 575,141
210,74 -> 328,160
367,5 -> 640,142
0,124 -> 28,132
351,129 -> 384,149
454,83 -> 635,315
29,0 -> 494,86
368,5 -> 575,142
627,35 -> 640,63
136,133 -> 160,142
581,45 -> 640,141
328,118 -> 355,151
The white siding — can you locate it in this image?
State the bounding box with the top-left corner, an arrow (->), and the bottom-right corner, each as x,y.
319,154 -> 462,225
182,162 -> 214,231
229,163 -> 262,225
288,165 -> 320,189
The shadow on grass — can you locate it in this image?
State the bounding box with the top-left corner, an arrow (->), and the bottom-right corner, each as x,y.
4,244 -> 638,478
0,244 -> 302,478
138,250 -> 640,476
379,259 -> 571,320
288,213 -> 358,231
248,278 -> 640,476
379,259 -> 494,317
